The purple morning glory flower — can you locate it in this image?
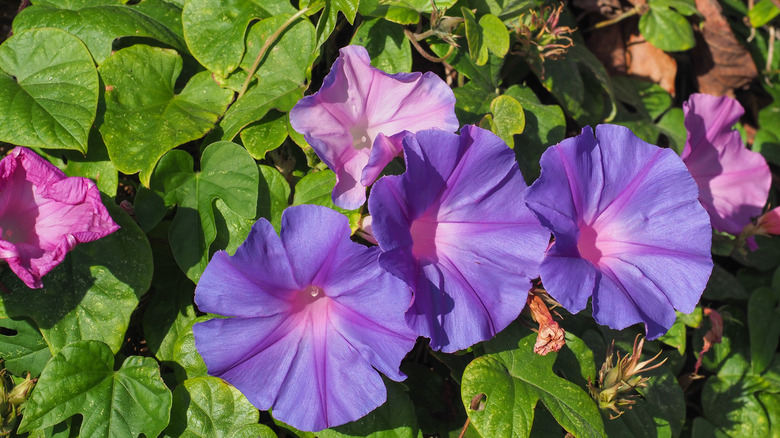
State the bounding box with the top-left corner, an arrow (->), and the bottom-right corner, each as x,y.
0,147 -> 119,289
193,205 -> 416,432
525,125 -> 713,339
368,126 -> 550,353
289,45 -> 458,210
682,93 -> 770,235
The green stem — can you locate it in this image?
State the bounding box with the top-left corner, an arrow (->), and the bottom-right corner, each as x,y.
237,5 -> 320,99
586,6 -> 645,32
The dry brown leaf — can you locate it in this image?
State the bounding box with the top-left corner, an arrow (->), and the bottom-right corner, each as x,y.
693,0 -> 758,96
586,18 -> 677,95
625,29 -> 678,95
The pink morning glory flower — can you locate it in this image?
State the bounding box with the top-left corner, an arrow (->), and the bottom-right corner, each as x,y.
682,93 -> 770,235
0,147 -> 120,289
193,205 -> 416,432
525,125 -> 713,339
289,45 -> 458,210
368,126 -> 550,353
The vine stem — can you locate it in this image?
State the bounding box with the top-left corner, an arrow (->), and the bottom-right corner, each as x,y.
403,28 -> 455,63
586,6 -> 646,32
457,417 -> 471,438
238,4 -> 320,99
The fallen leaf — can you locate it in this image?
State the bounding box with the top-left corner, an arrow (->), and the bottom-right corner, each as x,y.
586,18 -> 677,95
626,27 -> 678,95
692,0 -> 758,96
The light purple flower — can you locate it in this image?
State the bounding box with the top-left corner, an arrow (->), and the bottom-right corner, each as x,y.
682,93 -> 770,235
289,45 -> 458,210
368,126 -> 550,353
193,205 -> 416,432
526,125 -> 713,339
0,147 -> 119,289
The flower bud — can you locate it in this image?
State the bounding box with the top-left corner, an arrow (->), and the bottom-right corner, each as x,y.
588,335 -> 666,418
8,374 -> 35,406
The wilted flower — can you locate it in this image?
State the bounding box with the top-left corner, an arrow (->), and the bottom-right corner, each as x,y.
289,45 -> 458,210
512,3 -> 575,76
193,205 -> 416,432
527,288 -> 566,355
369,126 -> 549,353
588,335 -> 666,418
0,147 -> 119,289
682,93 -> 770,236
525,125 -> 713,339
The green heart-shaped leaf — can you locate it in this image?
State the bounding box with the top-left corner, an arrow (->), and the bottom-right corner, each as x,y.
639,5 -> 695,52
13,0 -> 186,64
172,316 -> 210,382
239,111 -> 289,160
182,0 -> 295,77
316,0 -> 360,48
142,240 -> 197,362
748,287 -> 780,374
479,14 -> 509,58
18,341 -> 172,438
164,377 -> 269,438
98,45 -> 234,185
0,28 -> 98,153
461,324 -> 605,438
503,85 -> 566,184
152,142 -> 259,282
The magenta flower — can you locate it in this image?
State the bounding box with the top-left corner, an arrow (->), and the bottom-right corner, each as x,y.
368,126 -> 550,353
0,147 -> 119,289
526,125 -> 713,339
193,205 -> 416,432
682,93 -> 770,235
289,45 -> 458,210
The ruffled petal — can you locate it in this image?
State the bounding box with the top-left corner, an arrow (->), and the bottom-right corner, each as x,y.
289,45 -> 457,209
526,124 -> 713,338
194,205 -> 415,431
369,126 -> 549,351
0,147 -> 119,289
682,93 -> 770,234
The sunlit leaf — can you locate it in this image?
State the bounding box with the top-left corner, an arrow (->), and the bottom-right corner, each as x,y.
0,28 -> 98,153
181,0 -> 295,77
18,341 -> 172,438
99,46 -> 234,185
461,324 -> 605,438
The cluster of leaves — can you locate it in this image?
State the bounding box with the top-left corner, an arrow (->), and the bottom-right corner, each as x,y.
0,0 -> 779,437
